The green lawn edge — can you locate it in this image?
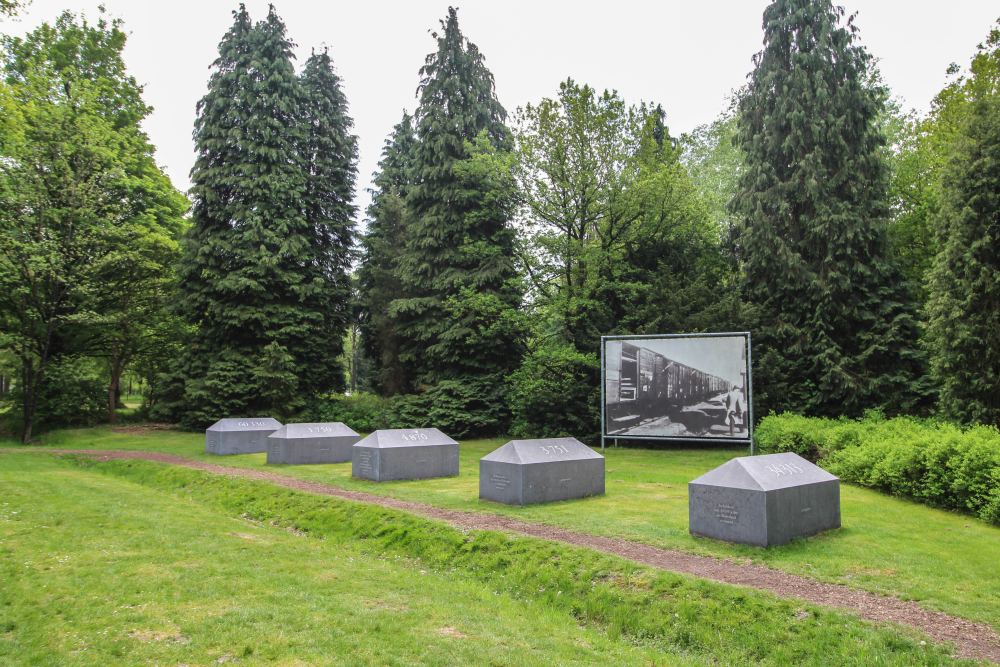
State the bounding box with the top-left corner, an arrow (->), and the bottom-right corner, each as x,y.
51,452 -> 972,666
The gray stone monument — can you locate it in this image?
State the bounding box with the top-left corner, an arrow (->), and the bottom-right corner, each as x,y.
352,428 -> 459,481
205,418 -> 282,455
266,422 -> 361,464
688,452 -> 840,547
479,437 -> 605,506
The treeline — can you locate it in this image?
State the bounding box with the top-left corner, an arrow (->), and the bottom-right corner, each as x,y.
1,2 -> 997,443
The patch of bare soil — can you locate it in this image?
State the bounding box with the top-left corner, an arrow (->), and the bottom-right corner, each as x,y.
110,423 -> 175,435
35,449 -> 1000,663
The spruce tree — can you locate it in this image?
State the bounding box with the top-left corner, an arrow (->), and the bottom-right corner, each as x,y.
175,5 -> 349,424
732,0 -> 925,417
926,38 -> 1000,425
298,48 -> 359,392
358,112 -> 417,395
391,7 -> 522,385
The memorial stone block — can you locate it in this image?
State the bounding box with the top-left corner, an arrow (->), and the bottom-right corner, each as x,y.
205,418 -> 281,455
266,422 -> 361,464
688,452 -> 840,547
479,437 -> 605,505
352,428 -> 459,481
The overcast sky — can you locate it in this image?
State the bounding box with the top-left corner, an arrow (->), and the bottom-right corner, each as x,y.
3,1 -> 997,217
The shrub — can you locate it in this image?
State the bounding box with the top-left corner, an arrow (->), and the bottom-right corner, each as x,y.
301,375 -> 510,439
2,355 -> 106,434
756,413 -> 1000,525
508,343 -> 599,440
300,392 -> 389,433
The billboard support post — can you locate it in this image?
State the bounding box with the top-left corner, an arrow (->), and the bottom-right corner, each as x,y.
600,338 -> 606,452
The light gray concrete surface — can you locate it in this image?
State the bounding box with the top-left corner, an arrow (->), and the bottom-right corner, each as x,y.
480,437 -> 605,505
205,418 -> 282,455
266,422 -> 360,464
688,452 -> 840,546
352,428 -> 459,481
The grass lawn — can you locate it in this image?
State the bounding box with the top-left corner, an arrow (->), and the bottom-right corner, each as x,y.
0,453 -> 682,666
4,425 -> 1000,631
0,452 -> 964,665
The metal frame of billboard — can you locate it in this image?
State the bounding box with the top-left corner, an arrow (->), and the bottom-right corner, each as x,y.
600,332 -> 754,453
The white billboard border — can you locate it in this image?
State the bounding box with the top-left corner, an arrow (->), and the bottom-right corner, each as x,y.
600,332 -> 754,453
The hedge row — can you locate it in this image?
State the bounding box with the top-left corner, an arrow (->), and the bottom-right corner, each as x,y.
756,413 -> 1000,526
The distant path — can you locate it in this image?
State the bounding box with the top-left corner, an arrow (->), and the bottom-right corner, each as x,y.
11,447 -> 1000,663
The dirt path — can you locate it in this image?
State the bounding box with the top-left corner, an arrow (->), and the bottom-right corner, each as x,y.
24,448 -> 1000,663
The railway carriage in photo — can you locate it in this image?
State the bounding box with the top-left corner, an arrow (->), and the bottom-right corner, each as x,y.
604,340 -> 738,435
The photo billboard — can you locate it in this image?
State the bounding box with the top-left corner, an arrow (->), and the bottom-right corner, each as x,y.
601,333 -> 752,444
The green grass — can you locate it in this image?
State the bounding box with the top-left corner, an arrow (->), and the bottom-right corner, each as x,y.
0,452 -> 965,665
0,453 -> 681,666
5,425 -> 1000,632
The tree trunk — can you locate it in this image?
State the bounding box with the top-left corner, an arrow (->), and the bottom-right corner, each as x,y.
108,360 -> 124,424
20,360 -> 36,444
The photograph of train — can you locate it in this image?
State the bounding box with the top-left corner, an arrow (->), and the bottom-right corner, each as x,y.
603,334 -> 751,441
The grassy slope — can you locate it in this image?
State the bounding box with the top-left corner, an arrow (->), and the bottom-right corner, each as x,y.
0,452 -> 964,665
0,454 -> 683,666
5,426 -> 1000,631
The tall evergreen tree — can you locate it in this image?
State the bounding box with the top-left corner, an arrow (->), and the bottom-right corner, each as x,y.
298,48 -> 358,391
358,111 -> 417,395
172,5 -> 350,425
391,7 -> 523,385
926,27 -> 1000,425
732,0 -> 925,418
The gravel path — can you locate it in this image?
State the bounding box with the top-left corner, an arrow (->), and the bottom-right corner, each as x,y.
24,448 -> 1000,663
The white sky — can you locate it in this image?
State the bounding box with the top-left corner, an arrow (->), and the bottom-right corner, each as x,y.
3,1 -> 997,218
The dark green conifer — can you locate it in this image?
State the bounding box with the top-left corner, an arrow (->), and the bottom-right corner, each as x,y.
358,112 -> 417,395
391,7 -> 523,385
732,0 -> 925,417
298,48 -> 359,392
173,5 -> 353,424
926,42 -> 1000,424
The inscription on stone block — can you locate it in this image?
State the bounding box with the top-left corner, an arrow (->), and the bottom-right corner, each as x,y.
352,429 -> 459,482
689,452 -> 840,547
479,438 -> 604,506
266,422 -> 360,465
205,417 -> 281,456
714,503 -> 739,525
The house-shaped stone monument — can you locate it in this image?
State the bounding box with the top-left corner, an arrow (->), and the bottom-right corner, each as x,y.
480,437 -> 605,505
266,422 -> 360,464
205,417 -> 281,455
352,428 -> 459,481
688,452 -> 840,547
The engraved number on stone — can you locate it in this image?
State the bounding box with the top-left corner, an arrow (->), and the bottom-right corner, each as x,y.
401,430 -> 428,442
539,444 -> 570,455
766,463 -> 804,476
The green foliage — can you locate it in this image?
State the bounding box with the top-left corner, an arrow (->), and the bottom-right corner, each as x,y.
508,343 -> 600,439
304,377 -> 511,439
358,112 -> 416,396
756,413 -> 1000,525
514,81 -> 737,356
171,6 -> 357,426
301,392 -> 388,433
732,0 -> 926,419
3,356 -> 105,432
925,23 -> 1000,426
0,9 -> 185,440
390,7 -> 523,387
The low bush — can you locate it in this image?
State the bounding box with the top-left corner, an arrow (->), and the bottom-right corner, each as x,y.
508,343 -> 599,440
301,375 -> 510,439
757,413 -> 1000,525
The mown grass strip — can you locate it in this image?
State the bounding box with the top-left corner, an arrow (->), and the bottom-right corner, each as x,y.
71,455 -> 967,666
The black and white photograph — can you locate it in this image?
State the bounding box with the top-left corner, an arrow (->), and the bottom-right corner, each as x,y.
603,334 -> 751,441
